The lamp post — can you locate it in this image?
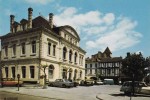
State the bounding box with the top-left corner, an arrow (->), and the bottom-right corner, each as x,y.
17,74 -> 20,91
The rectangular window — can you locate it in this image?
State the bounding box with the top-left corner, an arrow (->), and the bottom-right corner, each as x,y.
22,66 -> 26,78
12,44 -> 16,56
30,66 -> 35,78
53,45 -> 56,56
11,67 -> 15,79
48,43 -> 51,55
31,41 -> 36,54
90,66 -> 92,74
85,69 -> 87,74
107,69 -> 111,75
5,67 -> 8,78
21,43 -> 26,55
4,46 -> 8,57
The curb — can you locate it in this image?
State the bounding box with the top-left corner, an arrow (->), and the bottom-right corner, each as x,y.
96,94 -> 103,100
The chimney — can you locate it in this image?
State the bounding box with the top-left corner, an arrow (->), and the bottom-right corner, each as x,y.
127,52 -> 130,57
49,13 -> 54,28
28,7 -> 33,29
10,15 -> 15,33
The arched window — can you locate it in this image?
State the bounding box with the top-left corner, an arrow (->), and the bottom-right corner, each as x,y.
74,52 -> 77,63
63,47 -> 67,60
69,50 -> 72,62
62,68 -> 67,79
73,69 -> 77,80
80,71 -> 82,78
68,68 -> 72,80
31,41 -> 36,54
49,65 -> 54,79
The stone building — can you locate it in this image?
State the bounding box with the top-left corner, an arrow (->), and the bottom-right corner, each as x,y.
85,47 -> 122,84
0,8 -> 86,83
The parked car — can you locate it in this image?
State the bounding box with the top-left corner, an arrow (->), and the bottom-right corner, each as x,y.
48,79 -> 74,88
68,79 -> 79,87
0,78 -> 23,87
80,79 -> 94,86
94,80 -> 104,85
74,79 -> 82,85
103,79 -> 114,85
120,81 -> 142,94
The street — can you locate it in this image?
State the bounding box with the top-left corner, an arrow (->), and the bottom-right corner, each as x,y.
0,85 -> 150,100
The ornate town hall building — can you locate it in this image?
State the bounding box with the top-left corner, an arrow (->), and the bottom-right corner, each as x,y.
0,8 -> 86,83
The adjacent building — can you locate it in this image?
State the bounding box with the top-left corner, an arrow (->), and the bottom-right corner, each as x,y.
0,8 -> 86,83
85,47 -> 122,84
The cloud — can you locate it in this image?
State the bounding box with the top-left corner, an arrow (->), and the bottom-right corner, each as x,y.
54,7 -> 102,30
24,0 -> 53,5
136,51 -> 143,55
53,7 -> 142,54
86,17 -> 142,51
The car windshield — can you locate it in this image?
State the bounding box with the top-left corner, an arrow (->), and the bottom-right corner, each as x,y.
64,79 -> 70,82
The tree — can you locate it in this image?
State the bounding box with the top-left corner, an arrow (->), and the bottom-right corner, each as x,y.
122,52 -> 148,95
0,62 -> 5,87
38,64 -> 48,89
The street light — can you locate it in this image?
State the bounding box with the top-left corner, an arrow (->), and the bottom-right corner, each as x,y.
17,74 -> 20,91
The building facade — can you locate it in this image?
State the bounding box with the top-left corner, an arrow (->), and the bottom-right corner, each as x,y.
85,47 -> 122,84
0,8 -> 86,83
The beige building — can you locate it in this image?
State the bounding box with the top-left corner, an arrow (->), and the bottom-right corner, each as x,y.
0,8 -> 86,83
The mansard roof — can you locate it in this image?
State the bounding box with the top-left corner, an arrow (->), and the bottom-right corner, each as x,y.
20,19 -> 28,24
32,16 -> 52,29
1,15 -> 80,41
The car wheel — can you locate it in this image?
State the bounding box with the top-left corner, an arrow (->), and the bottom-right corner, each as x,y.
49,84 -> 53,87
124,91 -> 131,95
62,84 -> 66,88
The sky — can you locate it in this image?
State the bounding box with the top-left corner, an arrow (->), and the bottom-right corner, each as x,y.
0,0 -> 150,58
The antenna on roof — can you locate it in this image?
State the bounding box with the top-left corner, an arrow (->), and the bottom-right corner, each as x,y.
39,12 -> 41,16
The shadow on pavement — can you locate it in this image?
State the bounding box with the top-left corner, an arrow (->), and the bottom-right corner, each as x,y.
110,93 -> 150,97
